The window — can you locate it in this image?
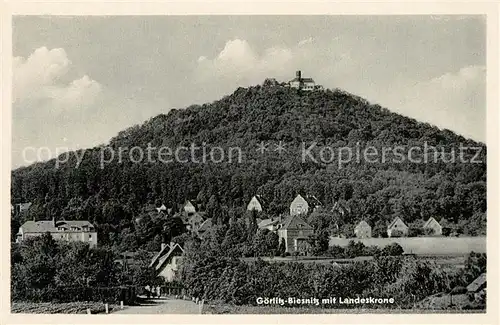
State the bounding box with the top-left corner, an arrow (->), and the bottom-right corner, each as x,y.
88,234 -> 92,241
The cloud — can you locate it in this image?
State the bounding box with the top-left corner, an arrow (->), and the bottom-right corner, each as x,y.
195,39 -> 296,85
380,65 -> 486,141
13,47 -> 102,108
12,47 -> 166,169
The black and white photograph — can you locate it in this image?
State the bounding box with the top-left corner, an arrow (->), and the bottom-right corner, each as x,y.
3,5 -> 498,322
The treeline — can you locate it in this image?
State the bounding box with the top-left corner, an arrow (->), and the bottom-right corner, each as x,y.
11,233 -> 161,303
11,81 -> 486,249
181,239 -> 487,308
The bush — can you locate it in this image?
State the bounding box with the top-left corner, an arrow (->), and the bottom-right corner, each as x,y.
408,227 -> 423,237
326,245 -> 345,258
380,243 -> 404,256
389,229 -> 406,238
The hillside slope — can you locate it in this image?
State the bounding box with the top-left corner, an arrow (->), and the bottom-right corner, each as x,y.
11,80 -> 486,246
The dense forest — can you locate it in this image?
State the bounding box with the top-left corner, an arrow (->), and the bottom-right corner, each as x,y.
11,80 -> 487,250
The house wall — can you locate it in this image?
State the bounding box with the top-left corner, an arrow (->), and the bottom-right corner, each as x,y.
424,220 -> 443,235
302,81 -> 315,91
278,228 -> 314,252
355,226 -> 372,238
387,220 -> 409,237
290,196 -> 309,216
20,231 -> 98,247
158,256 -> 183,282
247,197 -> 263,212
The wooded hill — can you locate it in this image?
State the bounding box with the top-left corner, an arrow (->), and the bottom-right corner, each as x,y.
11,79 -> 487,248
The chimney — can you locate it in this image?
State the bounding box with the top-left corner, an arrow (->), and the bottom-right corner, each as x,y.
161,243 -> 167,251
296,70 -> 301,79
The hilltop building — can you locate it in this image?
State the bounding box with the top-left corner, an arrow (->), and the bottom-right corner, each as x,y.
354,220 -> 372,238
387,217 -> 409,237
423,217 -> 442,235
16,219 -> 97,247
288,70 -> 323,91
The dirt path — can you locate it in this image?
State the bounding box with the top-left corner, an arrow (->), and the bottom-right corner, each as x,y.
113,298 -> 201,314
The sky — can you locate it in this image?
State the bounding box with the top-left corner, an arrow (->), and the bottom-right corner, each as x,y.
12,15 -> 486,168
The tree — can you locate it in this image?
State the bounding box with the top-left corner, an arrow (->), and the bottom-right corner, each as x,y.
463,251 -> 486,283
206,195 -> 223,225
265,231 -> 279,257
246,210 -> 258,241
278,238 -> 286,256
381,243 -> 404,256
162,216 -> 186,244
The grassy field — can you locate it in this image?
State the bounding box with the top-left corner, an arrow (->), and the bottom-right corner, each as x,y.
329,236 -> 486,255
11,302 -> 121,314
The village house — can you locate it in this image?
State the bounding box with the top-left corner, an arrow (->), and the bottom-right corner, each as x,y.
197,218 -> 213,239
156,204 -> 167,213
422,217 -> 443,235
354,220 -> 372,238
183,212 -> 205,233
246,195 -> 266,212
277,214 -> 314,253
257,217 -> 282,232
13,202 -> 32,215
150,242 -> 184,283
387,217 -> 409,237
183,200 -> 197,215
288,70 -> 322,91
16,218 -> 97,247
467,273 -> 486,302
289,194 -> 322,216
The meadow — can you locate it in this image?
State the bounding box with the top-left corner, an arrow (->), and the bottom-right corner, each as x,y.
328,236 -> 486,255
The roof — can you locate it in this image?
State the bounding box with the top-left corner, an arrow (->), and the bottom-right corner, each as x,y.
16,202 -> 32,210
423,217 -> 441,228
149,244 -> 171,268
289,77 -> 315,83
197,218 -> 212,233
183,200 -> 196,213
156,204 -> 167,212
280,214 -> 313,230
180,211 -> 205,225
305,195 -> 322,208
467,273 -> 486,292
155,243 -> 184,272
19,220 -> 95,233
258,218 -> 280,229
248,195 -> 268,210
387,217 -> 407,229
